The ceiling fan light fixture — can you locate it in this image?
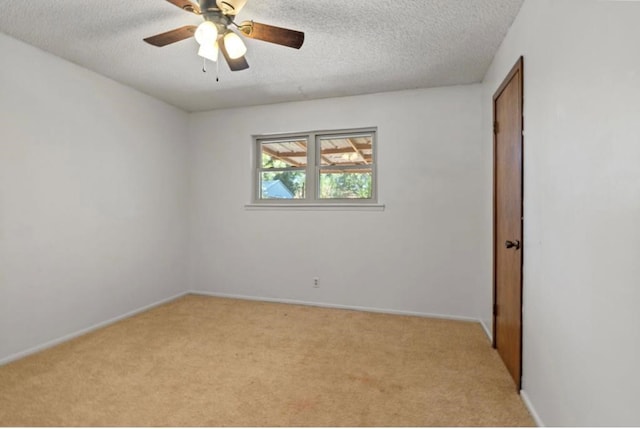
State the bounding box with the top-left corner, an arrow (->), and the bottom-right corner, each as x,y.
224,31 -> 247,59
195,21 -> 218,46
143,0 -> 306,73
198,41 -> 219,62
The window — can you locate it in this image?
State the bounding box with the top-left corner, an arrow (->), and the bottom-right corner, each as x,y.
253,128 -> 377,205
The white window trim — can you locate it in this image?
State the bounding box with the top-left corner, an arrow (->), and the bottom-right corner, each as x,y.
244,203 -> 385,211
247,127 -> 384,210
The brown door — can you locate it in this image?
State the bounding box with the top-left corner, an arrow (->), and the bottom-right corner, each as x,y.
493,57 -> 524,390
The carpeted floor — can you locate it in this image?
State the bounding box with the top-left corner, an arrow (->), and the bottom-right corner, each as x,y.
0,294 -> 534,426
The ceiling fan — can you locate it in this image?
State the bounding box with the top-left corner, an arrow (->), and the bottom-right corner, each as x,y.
143,0 -> 305,72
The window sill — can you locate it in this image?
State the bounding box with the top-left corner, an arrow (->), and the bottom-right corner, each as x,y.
244,203 -> 385,211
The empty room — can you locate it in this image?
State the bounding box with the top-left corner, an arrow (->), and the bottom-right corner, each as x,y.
1,0 -> 638,426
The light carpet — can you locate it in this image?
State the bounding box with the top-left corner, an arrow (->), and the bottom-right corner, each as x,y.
0,294 -> 534,426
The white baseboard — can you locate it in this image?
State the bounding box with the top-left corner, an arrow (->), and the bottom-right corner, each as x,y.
0,291 -> 188,366
480,319 -> 493,343
1,290 -> 486,366
189,290 -> 480,323
520,389 -> 544,427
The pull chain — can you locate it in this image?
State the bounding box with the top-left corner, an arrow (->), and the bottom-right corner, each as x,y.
200,54 -> 220,82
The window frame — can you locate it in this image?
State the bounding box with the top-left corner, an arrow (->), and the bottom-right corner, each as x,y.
255,134 -> 310,201
251,127 -> 379,207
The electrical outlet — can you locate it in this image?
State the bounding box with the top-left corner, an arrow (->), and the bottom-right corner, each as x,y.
313,277 -> 320,288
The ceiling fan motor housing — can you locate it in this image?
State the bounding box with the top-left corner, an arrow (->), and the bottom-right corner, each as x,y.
204,13 -> 232,29
198,0 -> 232,29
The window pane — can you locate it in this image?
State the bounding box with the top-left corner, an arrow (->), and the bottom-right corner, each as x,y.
261,140 -> 307,168
319,136 -> 373,166
260,171 -> 306,199
254,129 -> 376,204
319,169 -> 372,199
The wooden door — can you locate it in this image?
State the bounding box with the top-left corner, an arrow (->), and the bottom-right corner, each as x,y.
493,57 -> 524,390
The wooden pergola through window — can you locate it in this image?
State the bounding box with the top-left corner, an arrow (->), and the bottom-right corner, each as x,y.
261,136 -> 373,172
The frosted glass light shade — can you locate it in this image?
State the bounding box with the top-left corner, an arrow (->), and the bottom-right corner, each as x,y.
224,31 -> 247,59
198,42 -> 219,62
195,21 -> 218,46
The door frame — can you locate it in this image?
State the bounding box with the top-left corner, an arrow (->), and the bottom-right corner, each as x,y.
492,56 -> 524,389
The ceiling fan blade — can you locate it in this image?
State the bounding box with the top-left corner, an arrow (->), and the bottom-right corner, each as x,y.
219,37 -> 250,71
144,25 -> 197,47
165,0 -> 201,14
239,21 -> 304,49
216,0 -> 248,15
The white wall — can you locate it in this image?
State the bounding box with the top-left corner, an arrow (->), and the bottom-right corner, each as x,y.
0,34 -> 190,362
482,0 -> 640,425
188,85 -> 485,320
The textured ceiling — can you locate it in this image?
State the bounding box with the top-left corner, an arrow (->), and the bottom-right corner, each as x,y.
0,0 -> 524,112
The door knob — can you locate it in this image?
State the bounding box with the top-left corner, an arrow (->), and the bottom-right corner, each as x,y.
505,240 -> 520,250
